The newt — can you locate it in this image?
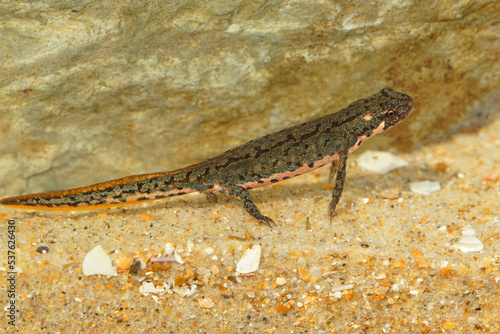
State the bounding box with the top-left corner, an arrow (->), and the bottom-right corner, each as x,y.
0,88 -> 414,226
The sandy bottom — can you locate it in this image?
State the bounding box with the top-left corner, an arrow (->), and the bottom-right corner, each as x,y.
1,119 -> 499,333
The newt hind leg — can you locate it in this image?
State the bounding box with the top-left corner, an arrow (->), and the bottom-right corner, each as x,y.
224,185 -> 275,227
328,150 -> 348,221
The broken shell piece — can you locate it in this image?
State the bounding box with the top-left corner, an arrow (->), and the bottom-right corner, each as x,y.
452,227 -> 484,253
117,257 -> 133,271
164,242 -> 175,256
174,249 -> 185,264
236,245 -> 261,274
410,180 -> 441,195
173,284 -> 197,297
357,151 -> 408,174
380,189 -> 400,200
198,298 -> 214,308
454,235 -> 484,252
140,281 -> 161,296
82,245 -> 117,276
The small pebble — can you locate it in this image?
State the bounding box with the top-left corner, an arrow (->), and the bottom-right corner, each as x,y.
130,258 -> 146,275
36,246 -> 49,254
483,168 -> 500,182
380,189 -> 400,200
198,298 -> 214,308
276,277 -> 287,285
443,322 -> 456,329
211,264 -> 220,275
310,267 -> 322,280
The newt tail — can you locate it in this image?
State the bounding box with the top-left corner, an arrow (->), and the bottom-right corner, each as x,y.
0,88 -> 413,226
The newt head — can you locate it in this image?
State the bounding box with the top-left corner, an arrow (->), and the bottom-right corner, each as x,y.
377,87 -> 414,130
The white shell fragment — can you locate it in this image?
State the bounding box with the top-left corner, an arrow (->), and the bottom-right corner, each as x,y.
82,245 -> 117,276
236,245 -> 261,274
332,291 -> 343,299
453,227 -> 484,252
140,281 -> 161,295
357,151 -> 408,174
164,242 -> 175,256
455,236 -> 484,252
173,284 -> 197,297
410,180 -> 441,195
174,249 -> 185,264
139,281 -> 172,296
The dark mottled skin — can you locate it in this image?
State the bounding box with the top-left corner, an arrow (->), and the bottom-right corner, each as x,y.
1,88 -> 414,226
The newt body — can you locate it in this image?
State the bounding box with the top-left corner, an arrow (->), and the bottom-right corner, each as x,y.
0,88 -> 413,225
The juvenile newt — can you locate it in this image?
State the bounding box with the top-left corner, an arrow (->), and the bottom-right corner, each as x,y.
0,88 -> 414,226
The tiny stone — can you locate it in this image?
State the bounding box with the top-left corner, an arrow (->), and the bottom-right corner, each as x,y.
36,245 -> 49,253
276,277 -> 287,285
310,267 -> 322,279
198,298 -> 214,308
278,251 -> 289,260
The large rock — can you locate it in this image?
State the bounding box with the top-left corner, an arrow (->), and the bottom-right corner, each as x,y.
1,0 -> 498,194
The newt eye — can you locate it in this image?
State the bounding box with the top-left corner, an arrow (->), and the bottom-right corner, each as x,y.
386,110 -> 395,118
